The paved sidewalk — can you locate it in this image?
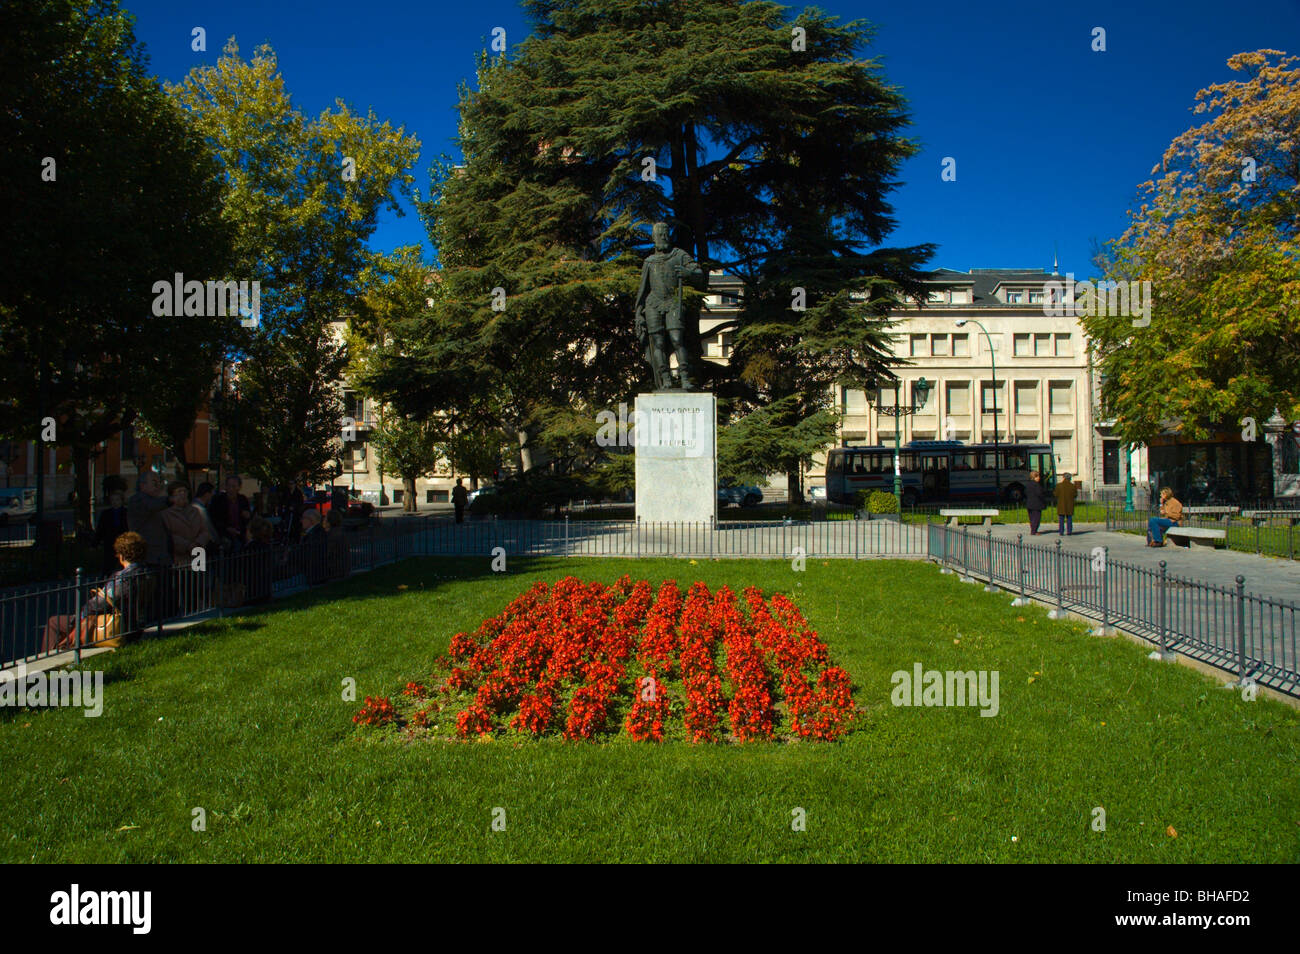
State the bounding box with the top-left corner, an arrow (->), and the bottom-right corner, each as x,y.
978,522 -> 1300,601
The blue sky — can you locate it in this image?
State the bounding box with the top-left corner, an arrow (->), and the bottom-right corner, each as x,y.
125,0 -> 1299,277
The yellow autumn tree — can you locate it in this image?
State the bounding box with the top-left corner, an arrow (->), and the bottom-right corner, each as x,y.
1087,50 -> 1300,443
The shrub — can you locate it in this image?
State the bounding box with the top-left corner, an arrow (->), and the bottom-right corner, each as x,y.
860,490 -> 899,514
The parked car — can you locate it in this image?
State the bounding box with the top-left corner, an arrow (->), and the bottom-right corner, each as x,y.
808,485 -> 826,503
718,483 -> 763,508
0,488 -> 37,525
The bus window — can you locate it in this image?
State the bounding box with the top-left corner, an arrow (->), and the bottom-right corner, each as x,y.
978,451 -> 998,470
1001,449 -> 1025,471
952,452 -> 976,471
827,451 -> 845,476
1030,452 -> 1055,484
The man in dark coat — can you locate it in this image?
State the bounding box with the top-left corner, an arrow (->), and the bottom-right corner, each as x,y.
211,474 -> 252,553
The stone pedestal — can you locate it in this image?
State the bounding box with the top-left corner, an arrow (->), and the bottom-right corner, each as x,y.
634,392 -> 716,524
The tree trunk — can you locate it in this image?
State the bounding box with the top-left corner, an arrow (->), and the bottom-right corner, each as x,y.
517,428 -> 532,472
403,477 -> 416,512
73,442 -> 92,532
787,469 -> 802,506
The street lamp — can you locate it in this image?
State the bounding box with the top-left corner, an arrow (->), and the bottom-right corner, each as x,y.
871,376 -> 931,509
955,318 -> 1001,501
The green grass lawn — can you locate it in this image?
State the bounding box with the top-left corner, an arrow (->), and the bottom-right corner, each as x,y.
3,556 -> 1297,863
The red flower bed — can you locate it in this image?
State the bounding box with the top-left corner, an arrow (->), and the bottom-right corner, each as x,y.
356,575 -> 855,743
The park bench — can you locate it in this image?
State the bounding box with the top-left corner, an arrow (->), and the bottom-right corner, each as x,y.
1183,506 -> 1239,525
1241,510 -> 1300,527
1165,526 -> 1226,549
941,508 -> 999,528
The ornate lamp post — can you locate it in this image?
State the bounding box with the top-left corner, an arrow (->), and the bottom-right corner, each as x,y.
871,377 -> 931,509
956,318 -> 1001,500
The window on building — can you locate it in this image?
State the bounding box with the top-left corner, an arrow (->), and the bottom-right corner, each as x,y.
930,334 -> 950,357
1049,381 -> 1073,415
927,290 -> 946,303
1034,333 -> 1052,356
393,489 -> 404,503
1054,333 -> 1073,356
946,382 -> 970,416
1102,440 -> 1119,485
427,489 -> 450,503
980,381 -> 1005,413
952,333 -> 970,356
1006,289 -> 1023,304
877,386 -> 898,408
1051,436 -> 1073,473
1014,382 -> 1037,413
845,388 -> 867,413
910,334 -> 927,357
1028,290 -> 1044,304
1013,333 -> 1031,357
121,425 -> 137,460
950,290 -> 970,304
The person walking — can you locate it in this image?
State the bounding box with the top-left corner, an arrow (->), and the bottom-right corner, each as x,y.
452,478 -> 468,524
1147,487 -> 1184,547
1024,470 -> 1047,535
1054,472 -> 1077,536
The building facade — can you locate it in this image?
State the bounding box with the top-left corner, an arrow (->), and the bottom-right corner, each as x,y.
699,266 -> 1104,497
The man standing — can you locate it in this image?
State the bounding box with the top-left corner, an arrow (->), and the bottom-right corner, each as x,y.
634,222 -> 709,391
126,471 -> 170,566
452,478 -> 468,524
1054,472 -> 1078,536
211,474 -> 252,553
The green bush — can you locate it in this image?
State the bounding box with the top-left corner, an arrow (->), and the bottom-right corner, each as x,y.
858,490 -> 899,514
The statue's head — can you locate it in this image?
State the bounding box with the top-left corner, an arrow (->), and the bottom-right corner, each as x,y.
652,222 -> 670,252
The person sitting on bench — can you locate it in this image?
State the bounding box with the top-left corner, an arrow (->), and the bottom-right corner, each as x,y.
43,532 -> 150,653
1147,487 -> 1184,547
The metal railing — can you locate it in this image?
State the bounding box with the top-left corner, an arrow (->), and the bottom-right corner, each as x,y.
1106,504 -> 1300,561
929,523 -> 1299,697
2,515 -> 930,670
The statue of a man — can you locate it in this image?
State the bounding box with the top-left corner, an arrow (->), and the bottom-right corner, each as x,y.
634,222 -> 708,390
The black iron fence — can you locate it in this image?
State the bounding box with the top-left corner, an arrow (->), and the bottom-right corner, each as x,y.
1106,504 -> 1300,560
1,517 -> 430,671
929,523 -> 1299,697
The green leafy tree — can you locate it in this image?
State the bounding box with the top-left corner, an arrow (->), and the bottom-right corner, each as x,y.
1087,50 -> 1300,443
0,0 -> 235,527
369,413 -> 445,512
169,40 -> 421,486
363,0 -> 930,500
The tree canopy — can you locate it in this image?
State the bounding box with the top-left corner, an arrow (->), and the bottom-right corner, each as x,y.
360,0 -> 932,496
0,0 -> 236,525
1087,50 -> 1300,444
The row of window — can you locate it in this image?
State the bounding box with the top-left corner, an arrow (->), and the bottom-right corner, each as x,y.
843,380 -> 1076,416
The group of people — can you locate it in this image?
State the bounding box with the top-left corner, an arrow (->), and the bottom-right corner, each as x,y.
93,472 -> 254,571
43,472 -> 354,655
1023,471 -> 1078,535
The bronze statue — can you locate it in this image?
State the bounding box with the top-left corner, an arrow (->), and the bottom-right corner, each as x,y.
634,222 -> 708,390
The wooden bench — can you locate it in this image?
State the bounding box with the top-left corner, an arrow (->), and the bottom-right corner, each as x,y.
941,508 -> 999,528
1241,510 -> 1300,527
1165,526 -> 1226,549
